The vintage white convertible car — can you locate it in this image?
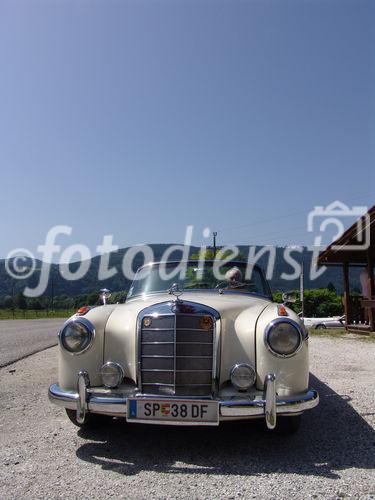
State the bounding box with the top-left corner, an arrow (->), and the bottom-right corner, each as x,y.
49,260 -> 319,433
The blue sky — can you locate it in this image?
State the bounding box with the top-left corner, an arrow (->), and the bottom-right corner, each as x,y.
0,0 -> 374,260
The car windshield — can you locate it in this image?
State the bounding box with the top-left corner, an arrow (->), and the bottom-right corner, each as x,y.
127,261 -> 271,299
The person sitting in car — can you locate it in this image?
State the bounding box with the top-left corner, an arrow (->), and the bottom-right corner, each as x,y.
224,267 -> 247,290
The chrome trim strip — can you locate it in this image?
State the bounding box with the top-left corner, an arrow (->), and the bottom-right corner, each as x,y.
211,318 -> 217,394
176,384 -> 212,387
141,369 -> 174,372
176,369 -> 212,372
173,313 -> 177,393
141,342 -> 174,345
142,355 -> 174,358
176,328 -> 215,332
175,314 -> 217,318
136,312 -> 143,392
177,356 -> 213,359
141,369 -> 212,372
142,383 -> 174,387
143,328 -> 175,331
264,373 -> 276,429
175,342 -> 213,345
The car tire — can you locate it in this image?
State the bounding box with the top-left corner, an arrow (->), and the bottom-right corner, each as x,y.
315,324 -> 327,329
65,408 -> 111,429
275,415 -> 301,434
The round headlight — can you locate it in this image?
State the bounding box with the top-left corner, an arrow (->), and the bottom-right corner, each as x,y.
100,362 -> 124,388
230,363 -> 256,391
265,319 -> 303,357
59,318 -> 94,354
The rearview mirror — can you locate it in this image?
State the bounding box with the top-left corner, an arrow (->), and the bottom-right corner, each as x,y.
282,292 -> 297,305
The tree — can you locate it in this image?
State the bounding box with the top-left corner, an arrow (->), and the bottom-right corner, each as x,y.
87,292 -> 99,305
29,298 -> 42,310
190,248 -> 246,261
15,292 -> 27,310
4,296 -> 13,309
273,288 -> 344,317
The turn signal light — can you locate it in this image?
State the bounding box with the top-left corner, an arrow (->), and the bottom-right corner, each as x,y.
277,305 -> 288,317
76,306 -> 90,316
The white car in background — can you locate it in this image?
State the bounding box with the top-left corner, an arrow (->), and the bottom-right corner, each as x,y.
302,315 -> 345,329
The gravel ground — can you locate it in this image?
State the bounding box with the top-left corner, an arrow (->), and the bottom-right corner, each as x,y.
0,335 -> 375,499
0,319 -> 63,368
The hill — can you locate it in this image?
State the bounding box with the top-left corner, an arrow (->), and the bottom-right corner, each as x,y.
0,244 -> 359,299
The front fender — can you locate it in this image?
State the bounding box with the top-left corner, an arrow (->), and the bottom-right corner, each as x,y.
255,304 -> 309,396
218,300 -> 270,385
58,305 -> 117,391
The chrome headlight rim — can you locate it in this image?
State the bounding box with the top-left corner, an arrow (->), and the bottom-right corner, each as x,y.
58,317 -> 95,356
264,318 -> 304,358
100,362 -> 124,388
230,363 -> 256,391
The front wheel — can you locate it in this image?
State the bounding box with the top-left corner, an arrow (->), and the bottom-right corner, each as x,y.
315,324 -> 327,330
65,408 -> 111,429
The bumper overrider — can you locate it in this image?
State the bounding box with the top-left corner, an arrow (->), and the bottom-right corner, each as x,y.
49,371 -> 319,429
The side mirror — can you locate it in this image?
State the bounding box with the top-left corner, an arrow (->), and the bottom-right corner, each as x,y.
99,288 -> 111,305
282,292 -> 297,305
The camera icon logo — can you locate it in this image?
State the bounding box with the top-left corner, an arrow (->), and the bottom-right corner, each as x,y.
307,200 -> 370,251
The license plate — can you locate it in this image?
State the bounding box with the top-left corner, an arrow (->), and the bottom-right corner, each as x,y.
127,398 -> 219,425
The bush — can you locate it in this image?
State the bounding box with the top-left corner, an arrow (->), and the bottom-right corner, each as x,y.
273,288 -> 344,317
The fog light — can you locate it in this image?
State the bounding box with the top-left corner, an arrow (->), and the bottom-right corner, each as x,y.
230,363 -> 256,391
100,362 -> 124,388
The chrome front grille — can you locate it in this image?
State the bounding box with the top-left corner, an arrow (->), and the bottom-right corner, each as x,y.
138,305 -> 217,396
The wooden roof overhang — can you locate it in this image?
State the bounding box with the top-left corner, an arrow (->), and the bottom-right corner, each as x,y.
318,204 -> 375,266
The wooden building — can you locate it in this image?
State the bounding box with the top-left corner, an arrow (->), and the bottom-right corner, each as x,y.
318,204 -> 375,334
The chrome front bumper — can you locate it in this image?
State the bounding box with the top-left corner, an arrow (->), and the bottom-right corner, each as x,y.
49,371 -> 319,429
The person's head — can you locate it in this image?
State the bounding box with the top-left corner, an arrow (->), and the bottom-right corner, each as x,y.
225,267 -> 243,284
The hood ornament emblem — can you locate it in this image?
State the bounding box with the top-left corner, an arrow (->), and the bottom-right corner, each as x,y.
168,283 -> 184,302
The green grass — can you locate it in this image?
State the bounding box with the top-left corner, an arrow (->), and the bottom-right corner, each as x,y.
0,309 -> 75,320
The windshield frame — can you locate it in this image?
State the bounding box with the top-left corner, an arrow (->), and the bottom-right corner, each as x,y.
127,260 -> 273,301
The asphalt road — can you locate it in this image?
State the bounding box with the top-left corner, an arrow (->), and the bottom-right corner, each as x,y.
0,335 -> 375,499
0,319 -> 64,368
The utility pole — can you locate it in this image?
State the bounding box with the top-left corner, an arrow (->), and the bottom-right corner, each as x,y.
213,232 -> 217,257
300,259 -> 305,318
12,284 -> 15,319
51,270 -> 54,312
